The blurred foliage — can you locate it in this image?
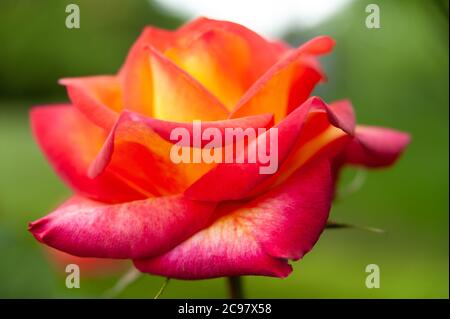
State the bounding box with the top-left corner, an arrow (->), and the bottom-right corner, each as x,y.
0,0 -> 448,298
0,0 -> 184,100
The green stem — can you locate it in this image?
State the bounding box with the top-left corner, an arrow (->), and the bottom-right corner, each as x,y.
227,276 -> 244,299
154,277 -> 170,299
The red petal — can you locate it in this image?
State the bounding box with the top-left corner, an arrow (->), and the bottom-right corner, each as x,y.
29,195 -> 216,259
134,160 -> 332,279
342,125 -> 410,167
30,105 -> 145,203
185,97 -> 352,202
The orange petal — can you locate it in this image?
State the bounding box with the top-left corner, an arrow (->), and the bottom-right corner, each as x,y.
119,27 -> 176,117
88,111 -> 215,196
230,36 -> 335,123
59,76 -> 121,129
88,111 -> 274,196
149,46 -> 229,122
165,18 -> 287,110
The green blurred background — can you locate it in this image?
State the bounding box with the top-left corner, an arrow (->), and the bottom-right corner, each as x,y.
0,0 -> 448,298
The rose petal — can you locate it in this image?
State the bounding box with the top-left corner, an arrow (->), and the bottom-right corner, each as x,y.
165,18 -> 288,110
148,46 -> 229,122
342,125 -> 410,167
30,105 -> 145,203
230,36 -> 335,122
134,160 -> 332,279
29,195 -> 216,259
59,76 -> 121,129
185,97 -> 352,202
88,111 -> 274,196
118,27 -> 176,117
89,114 -> 208,196
256,99 -> 355,191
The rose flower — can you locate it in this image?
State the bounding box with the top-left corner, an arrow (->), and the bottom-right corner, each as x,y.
29,18 -> 409,279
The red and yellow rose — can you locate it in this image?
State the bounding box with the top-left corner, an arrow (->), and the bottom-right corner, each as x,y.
29,18 -> 409,279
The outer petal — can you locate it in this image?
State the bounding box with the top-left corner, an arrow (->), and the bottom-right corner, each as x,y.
29,195 -> 216,259
185,97 -> 352,202
88,111 -> 274,196
230,36 -> 335,122
120,26 -> 175,72
176,17 -> 288,57
59,76 -> 121,130
30,105 -> 145,203
166,18 -> 288,110
134,160 -> 332,279
342,125 -> 410,167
